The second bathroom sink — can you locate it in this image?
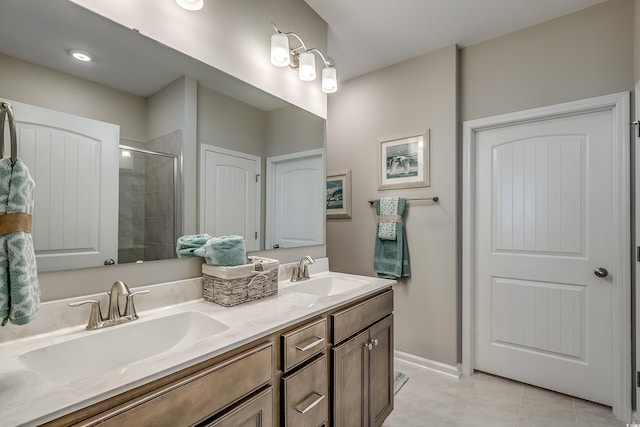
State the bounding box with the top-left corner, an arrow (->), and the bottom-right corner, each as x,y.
284,274 -> 369,296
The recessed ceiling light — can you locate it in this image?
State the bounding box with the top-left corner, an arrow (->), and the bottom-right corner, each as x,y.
176,0 -> 203,11
68,49 -> 93,62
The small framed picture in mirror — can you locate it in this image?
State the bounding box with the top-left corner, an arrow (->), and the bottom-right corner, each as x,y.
326,170 -> 352,219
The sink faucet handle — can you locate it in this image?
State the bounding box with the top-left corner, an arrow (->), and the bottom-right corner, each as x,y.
123,290 -> 150,319
302,264 -> 311,279
291,265 -> 301,282
68,299 -> 103,330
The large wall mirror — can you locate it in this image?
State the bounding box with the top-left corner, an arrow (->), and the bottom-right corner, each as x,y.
0,0 -> 325,273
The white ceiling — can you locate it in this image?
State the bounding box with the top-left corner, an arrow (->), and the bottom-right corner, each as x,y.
303,0 -> 608,81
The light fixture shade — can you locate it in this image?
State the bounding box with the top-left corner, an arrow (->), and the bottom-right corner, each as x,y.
176,0 -> 204,10
298,52 -> 316,81
321,67 -> 338,93
271,33 -> 290,67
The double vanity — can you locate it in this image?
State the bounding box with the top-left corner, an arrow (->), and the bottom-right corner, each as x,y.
1,259 -> 395,426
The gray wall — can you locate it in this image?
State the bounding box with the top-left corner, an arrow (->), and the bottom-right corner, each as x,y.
461,0 -> 634,121
265,105 -> 325,157
327,45 -> 458,365
197,86 -> 266,157
326,0 -> 635,366
0,53 -> 146,141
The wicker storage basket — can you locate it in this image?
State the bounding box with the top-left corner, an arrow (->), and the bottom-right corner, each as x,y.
202,256 -> 279,307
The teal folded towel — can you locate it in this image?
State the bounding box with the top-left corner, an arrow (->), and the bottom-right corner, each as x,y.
0,159 -> 40,326
373,197 -> 410,279
176,234 -> 212,258
194,235 -> 247,266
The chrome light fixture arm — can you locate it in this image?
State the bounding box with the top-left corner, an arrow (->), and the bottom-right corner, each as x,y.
271,21 -> 337,93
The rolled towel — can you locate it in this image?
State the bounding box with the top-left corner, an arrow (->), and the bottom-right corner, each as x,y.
194,235 -> 247,266
176,234 -> 212,258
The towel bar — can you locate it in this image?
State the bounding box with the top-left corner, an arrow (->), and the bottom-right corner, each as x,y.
368,196 -> 439,206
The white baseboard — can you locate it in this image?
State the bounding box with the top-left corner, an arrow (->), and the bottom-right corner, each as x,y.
394,350 -> 461,379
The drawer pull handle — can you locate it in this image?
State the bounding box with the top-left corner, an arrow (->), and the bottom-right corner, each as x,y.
295,392 -> 325,414
296,336 -> 325,352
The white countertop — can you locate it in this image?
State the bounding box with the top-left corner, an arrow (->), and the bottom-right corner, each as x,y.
0,261 -> 394,427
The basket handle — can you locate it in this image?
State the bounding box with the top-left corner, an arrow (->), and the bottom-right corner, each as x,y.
247,268 -> 275,288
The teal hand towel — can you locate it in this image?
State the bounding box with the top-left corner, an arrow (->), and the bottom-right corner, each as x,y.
194,235 -> 247,266
373,197 -> 410,279
176,233 -> 212,258
0,159 -> 40,326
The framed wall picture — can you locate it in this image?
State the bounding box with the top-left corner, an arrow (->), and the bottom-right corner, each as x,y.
378,130 -> 430,190
326,170 -> 351,219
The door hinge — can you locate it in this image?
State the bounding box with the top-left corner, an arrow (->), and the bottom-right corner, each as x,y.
256,173 -> 260,182
637,246 -> 640,262
255,231 -> 258,239
636,371 -> 640,387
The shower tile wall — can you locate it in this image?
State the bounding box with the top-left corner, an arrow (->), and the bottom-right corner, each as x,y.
143,152 -> 175,261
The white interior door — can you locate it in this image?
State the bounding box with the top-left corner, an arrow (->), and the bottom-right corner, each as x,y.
473,100 -> 626,406
199,145 -> 260,251
4,100 -> 119,271
266,149 -> 324,249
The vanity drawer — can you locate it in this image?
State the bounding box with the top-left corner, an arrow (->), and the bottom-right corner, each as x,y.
78,342 -> 273,427
331,289 -> 393,344
204,386 -> 273,427
281,354 -> 328,427
281,317 -> 327,372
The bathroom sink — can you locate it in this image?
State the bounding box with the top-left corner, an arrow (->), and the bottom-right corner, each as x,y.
19,311 -> 228,384
285,275 -> 369,296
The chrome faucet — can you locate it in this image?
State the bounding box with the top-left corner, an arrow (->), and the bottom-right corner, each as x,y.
68,281 -> 149,330
291,255 -> 315,282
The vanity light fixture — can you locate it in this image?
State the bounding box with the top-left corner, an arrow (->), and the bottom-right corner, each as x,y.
68,49 -> 93,62
270,22 -> 337,93
176,0 -> 204,11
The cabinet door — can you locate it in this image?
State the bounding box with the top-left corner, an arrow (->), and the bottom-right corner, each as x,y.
331,329 -> 369,427
369,315 -> 394,427
204,387 -> 273,427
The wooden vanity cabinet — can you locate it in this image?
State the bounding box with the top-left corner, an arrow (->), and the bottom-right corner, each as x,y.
43,287 -> 393,427
51,342 -> 275,427
331,290 -> 394,427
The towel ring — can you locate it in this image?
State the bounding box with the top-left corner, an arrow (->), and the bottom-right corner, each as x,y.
0,101 -> 18,165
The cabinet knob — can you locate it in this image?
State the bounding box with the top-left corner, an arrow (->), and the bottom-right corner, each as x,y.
364,342 -> 373,351
372,339 -> 379,347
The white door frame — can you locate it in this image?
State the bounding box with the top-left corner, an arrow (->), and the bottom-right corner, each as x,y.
462,92 -> 631,420
635,80 -> 640,415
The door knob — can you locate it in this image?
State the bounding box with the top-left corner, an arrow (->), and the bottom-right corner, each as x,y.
594,267 -> 608,278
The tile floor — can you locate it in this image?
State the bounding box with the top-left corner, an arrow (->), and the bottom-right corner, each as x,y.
383,359 -> 627,427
